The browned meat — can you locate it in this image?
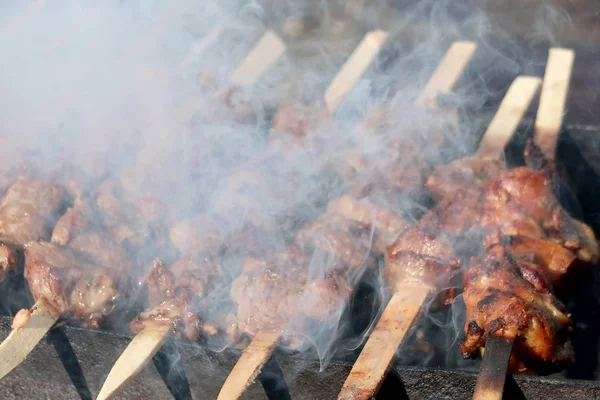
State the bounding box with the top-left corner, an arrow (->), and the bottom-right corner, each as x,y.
426,156 -> 506,202
460,245 -> 574,373
24,241 -> 121,327
481,167 -> 599,264
51,182 -> 96,246
500,235 -> 578,287
384,220 -> 461,293
0,177 -> 68,281
131,221 -> 274,340
0,177 -> 67,245
294,212 -> 376,271
130,259 -> 206,340
224,212 -> 376,346
269,101 -> 332,153
327,195 -> 409,253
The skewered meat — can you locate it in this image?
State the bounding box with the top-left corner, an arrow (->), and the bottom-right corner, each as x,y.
481,166 -> 599,264
0,177 -> 68,281
0,177 -> 68,245
24,241 -> 121,327
327,195 -> 408,253
460,244 -> 574,373
130,221 -> 273,340
269,101 -> 332,153
426,156 -> 506,202
228,212 -> 376,346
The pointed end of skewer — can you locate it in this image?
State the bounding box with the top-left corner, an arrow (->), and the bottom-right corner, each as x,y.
0,299 -> 59,380
472,336 -> 514,400
217,331 -> 281,400
97,325 -> 171,400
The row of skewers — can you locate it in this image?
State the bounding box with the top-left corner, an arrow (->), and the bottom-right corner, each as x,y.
0,5 -> 597,400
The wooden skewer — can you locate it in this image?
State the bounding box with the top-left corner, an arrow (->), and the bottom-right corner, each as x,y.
177,24 -> 225,73
324,30 -> 389,112
472,336 -> 514,400
216,332 -> 281,400
217,39 -> 477,400
415,41 -> 478,108
533,48 -> 575,161
473,47 -> 575,400
337,75 -> 542,400
96,30 -> 287,400
0,299 -> 60,379
230,30 -> 287,88
96,324 -> 171,400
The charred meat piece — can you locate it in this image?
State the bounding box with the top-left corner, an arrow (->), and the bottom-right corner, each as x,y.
24,241 -> 121,327
481,166 -> 599,264
460,245 -> 573,373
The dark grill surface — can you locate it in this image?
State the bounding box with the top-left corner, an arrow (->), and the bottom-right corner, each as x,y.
2,316 -> 600,400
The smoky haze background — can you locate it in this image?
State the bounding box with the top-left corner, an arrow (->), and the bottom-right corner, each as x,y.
0,0 -> 576,373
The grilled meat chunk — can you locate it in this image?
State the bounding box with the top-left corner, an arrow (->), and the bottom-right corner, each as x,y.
131,222 -> 272,340
226,212 -> 376,346
385,223 -> 460,291
24,241 -> 120,327
0,177 -> 67,245
481,166 -> 599,264
327,195 -> 408,253
426,156 -> 506,202
0,177 -> 68,281
460,245 -> 573,372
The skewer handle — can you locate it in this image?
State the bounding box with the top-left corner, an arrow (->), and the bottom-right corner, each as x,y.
337,286 -> 429,400
472,336 -> 515,400
324,30 -> 389,112
534,48 -> 575,161
230,30 -> 287,88
415,41 -> 477,108
217,331 -> 281,400
477,76 -> 542,158
0,299 -> 59,380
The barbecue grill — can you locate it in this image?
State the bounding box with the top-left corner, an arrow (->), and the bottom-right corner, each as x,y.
2,0 -> 600,399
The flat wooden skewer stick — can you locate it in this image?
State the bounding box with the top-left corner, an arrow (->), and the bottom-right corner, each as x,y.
473,48 -> 575,400
0,299 -> 60,379
337,75 -> 542,400
216,332 -> 281,400
324,30 -> 389,112
230,30 -> 287,88
472,336 -> 515,400
415,41 -> 477,108
96,324 -> 171,400
533,48 -> 575,161
96,31 -> 287,400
